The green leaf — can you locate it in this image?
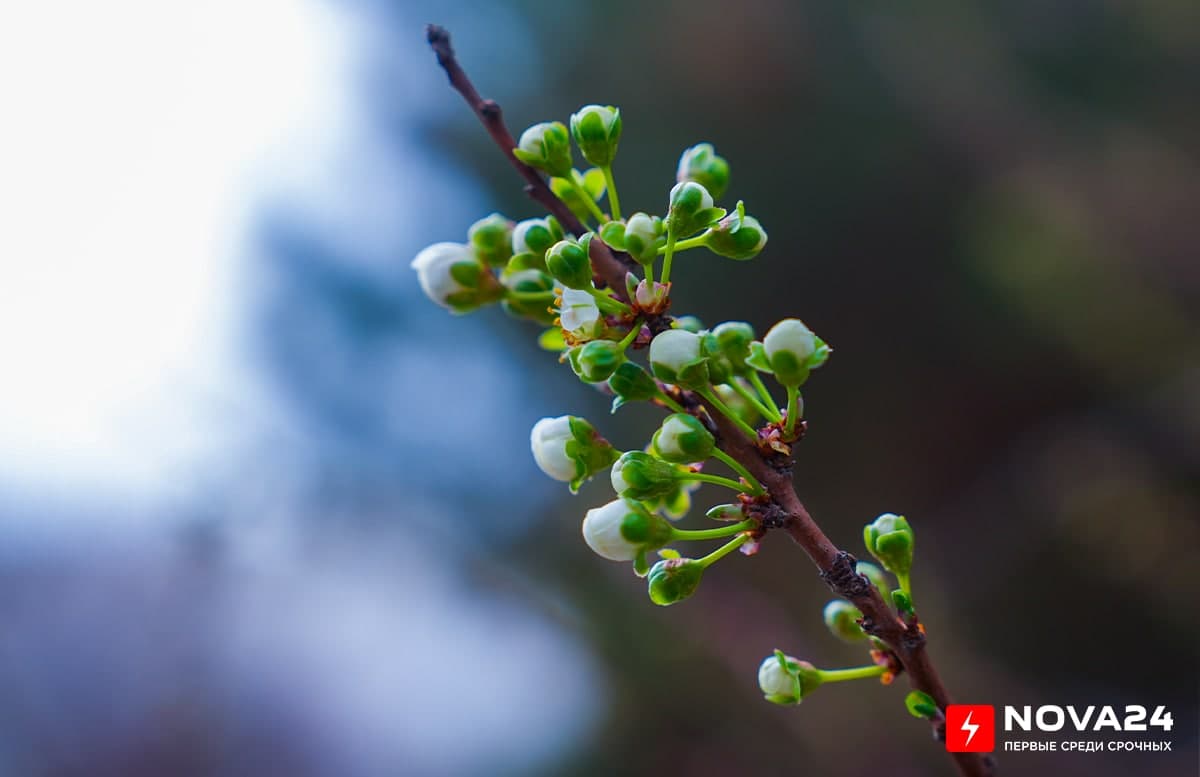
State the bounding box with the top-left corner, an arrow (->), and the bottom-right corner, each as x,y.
538,328 -> 567,352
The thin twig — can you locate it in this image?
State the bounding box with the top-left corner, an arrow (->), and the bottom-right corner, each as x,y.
425,25 -> 993,777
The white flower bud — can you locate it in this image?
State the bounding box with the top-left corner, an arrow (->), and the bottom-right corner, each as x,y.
762,318 -> 818,386
758,654 -> 800,700
530,416 -> 577,482
512,217 -> 563,257
558,288 -> 602,340
648,328 -> 705,386
410,242 -> 472,310
582,498 -> 670,562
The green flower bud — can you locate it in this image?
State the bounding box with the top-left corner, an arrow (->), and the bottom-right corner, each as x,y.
569,104 -> 622,168
673,315 -> 704,333
823,600 -> 867,642
582,498 -> 672,562
699,332 -> 735,385
557,288 -> 603,342
545,238 -> 594,290
758,318 -> 831,386
550,168 -> 606,222
705,203 -> 767,260
856,561 -> 890,596
467,213 -> 514,266
647,556 -> 705,606
622,212 -> 663,265
610,450 -> 680,501
530,415 -> 619,492
711,321 -> 755,374
676,143 -> 730,200
411,242 -> 502,313
648,328 -> 709,389
501,268 -> 556,325
666,181 -> 726,238
512,216 -> 564,258
607,361 -> 659,413
863,513 -> 914,579
758,651 -> 824,706
513,121 -> 573,178
651,413 -> 715,463
568,339 -> 624,383
905,691 -> 940,720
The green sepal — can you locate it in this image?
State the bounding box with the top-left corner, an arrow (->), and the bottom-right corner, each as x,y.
564,416 -> 619,493
647,557 -> 704,606
657,548 -> 681,560
598,220 -> 626,250
504,251 -> 546,275
905,691 -> 939,720
449,260 -> 483,287
745,341 -> 773,373
633,550 -> 650,578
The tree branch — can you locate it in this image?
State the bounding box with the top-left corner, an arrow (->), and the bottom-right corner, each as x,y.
425,25 -> 993,777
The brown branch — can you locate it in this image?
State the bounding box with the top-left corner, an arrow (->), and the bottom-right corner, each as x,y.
426,25 -> 993,777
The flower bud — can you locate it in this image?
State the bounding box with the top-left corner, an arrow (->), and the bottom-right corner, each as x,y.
757,318 -> 831,386
711,321 -> 755,374
411,242 -> 502,313
513,121 -> 573,178
648,328 -> 709,389
557,288 -> 603,342
582,498 -> 672,562
568,339 -> 624,383
633,278 -> 669,313
622,212 -> 663,264
647,557 -> 705,606
643,477 -> 700,522
530,415 -> 618,492
666,181 -> 725,238
758,651 -> 823,706
550,168 -> 606,222
569,104 -> 622,167
676,143 -> 730,200
905,690 -> 940,720
863,513 -> 914,578
512,216 -> 564,258
705,204 -> 767,260
501,268 -> 556,325
823,600 -> 867,642
651,413 -> 715,463
546,239 -> 594,290
856,561 -> 890,596
700,332 -> 734,384
607,361 -> 659,412
673,315 -> 704,333
468,213 -> 514,266
610,450 -> 681,501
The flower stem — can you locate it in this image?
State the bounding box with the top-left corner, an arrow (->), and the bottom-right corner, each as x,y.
602,165 -> 621,221
616,320 -> 641,351
505,290 -> 556,301
671,519 -> 754,541
696,386 -> 760,442
657,233 -> 707,254
818,664 -> 887,683
586,286 -> 632,314
748,372 -> 777,413
697,533 -> 750,568
727,378 -> 781,423
711,448 -> 765,495
564,175 -> 608,224
660,230 -> 678,285
679,471 -> 752,493
784,385 -> 801,437
654,390 -> 688,415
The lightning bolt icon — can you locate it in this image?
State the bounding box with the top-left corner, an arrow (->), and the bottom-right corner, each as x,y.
961,710 -> 980,747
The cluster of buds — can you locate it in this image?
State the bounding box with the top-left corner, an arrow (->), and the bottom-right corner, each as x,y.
413,99 -> 928,723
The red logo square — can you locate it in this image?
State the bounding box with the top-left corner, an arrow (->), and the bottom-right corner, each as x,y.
945,705 -> 995,752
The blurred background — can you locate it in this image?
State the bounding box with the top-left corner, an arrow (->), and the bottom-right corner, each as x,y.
1,1 -> 1196,775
